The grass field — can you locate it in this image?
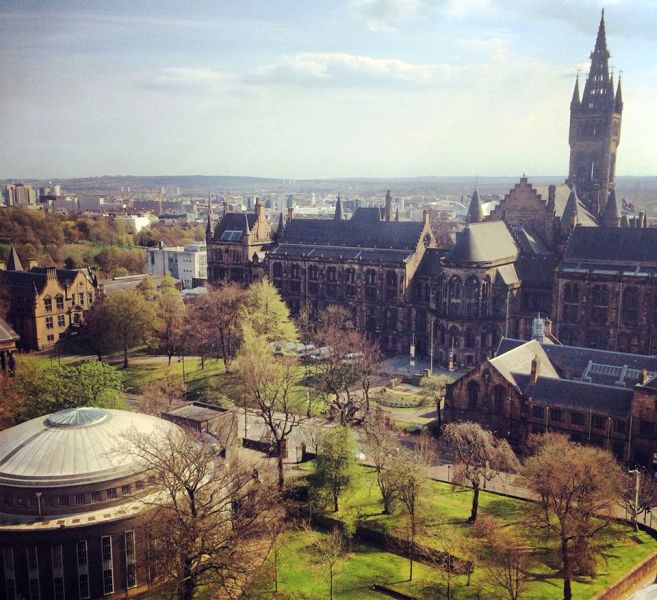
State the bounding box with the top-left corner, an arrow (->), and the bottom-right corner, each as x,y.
288,465 -> 657,600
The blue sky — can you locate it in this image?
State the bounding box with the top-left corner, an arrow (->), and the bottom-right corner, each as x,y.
1,0 -> 655,179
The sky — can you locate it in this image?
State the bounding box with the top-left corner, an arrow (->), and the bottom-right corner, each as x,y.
1,0 -> 656,180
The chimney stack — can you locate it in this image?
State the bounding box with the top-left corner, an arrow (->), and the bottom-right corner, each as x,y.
530,355 -> 540,383
46,266 -> 57,281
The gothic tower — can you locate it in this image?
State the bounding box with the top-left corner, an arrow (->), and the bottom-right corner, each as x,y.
567,10 -> 622,216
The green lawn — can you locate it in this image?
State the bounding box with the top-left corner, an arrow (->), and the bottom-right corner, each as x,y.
293,466 -> 657,600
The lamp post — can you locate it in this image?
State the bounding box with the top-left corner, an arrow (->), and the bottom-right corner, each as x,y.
629,469 -> 640,531
447,464 -> 452,483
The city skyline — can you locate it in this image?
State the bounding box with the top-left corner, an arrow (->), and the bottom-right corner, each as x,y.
1,0 -> 656,180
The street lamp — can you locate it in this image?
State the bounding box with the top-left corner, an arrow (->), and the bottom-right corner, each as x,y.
447,464 -> 452,483
629,469 -> 640,531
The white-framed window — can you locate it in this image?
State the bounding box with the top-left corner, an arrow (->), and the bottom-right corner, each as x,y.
77,540 -> 90,599
101,536 -> 114,595
27,545 -> 40,600
125,531 -> 137,588
51,544 -> 65,600
3,546 -> 16,600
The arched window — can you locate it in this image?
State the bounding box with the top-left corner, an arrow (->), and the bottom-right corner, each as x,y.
386,270 -> 398,301
464,328 -> 475,349
326,267 -> 337,297
563,283 -> 579,322
591,285 -> 609,322
464,276 -> 479,318
467,381 -> 479,409
621,287 -> 639,326
308,265 -> 319,281
345,268 -> 356,297
480,326 -> 489,351
448,276 -> 462,317
290,264 -> 300,279
272,262 -> 283,279
493,385 -> 505,413
480,277 -> 491,317
365,269 -> 377,300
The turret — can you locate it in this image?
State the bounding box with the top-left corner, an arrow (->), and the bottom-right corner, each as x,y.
384,190 -> 393,222
601,188 -> 621,228
466,187 -> 483,223
205,197 -> 213,243
334,195 -> 345,220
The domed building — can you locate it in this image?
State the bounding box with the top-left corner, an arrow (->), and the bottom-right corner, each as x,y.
0,407 -> 182,599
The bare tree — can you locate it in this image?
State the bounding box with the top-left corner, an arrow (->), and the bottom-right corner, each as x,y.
138,369 -> 187,416
442,422 -> 520,522
158,287 -> 187,365
619,470 -> 657,531
363,412 -> 401,514
234,325 -> 306,490
388,451 -> 427,581
190,284 -> 247,372
116,426 -> 282,600
419,374 -> 452,432
473,516 -> 532,600
522,433 -> 625,600
309,526 -> 348,600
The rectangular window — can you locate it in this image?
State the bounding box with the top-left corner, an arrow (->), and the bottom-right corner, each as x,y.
640,420 -> 655,437
106,488 -> 117,499
56,296 -> 64,310
59,495 -> 70,507
88,293 -> 93,304
27,546 -> 40,600
121,484 -> 132,496
125,531 -> 137,588
592,415 -> 606,430
79,293 -> 85,305
47,334 -> 55,342
101,536 -> 114,595
3,546 -> 16,600
77,540 -> 89,599
44,298 -> 52,312
571,412 -> 584,426
46,316 -> 54,330
135,480 -> 144,491
57,315 -> 66,327
550,409 -> 562,422
531,405 -> 544,419
91,490 -> 101,502
613,419 -> 626,433
75,493 -> 86,505
51,545 -> 65,600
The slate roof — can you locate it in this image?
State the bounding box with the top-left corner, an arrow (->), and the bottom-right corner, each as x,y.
1,268 -> 91,296
515,254 -> 558,286
0,318 -> 19,344
563,227 -> 657,265
524,376 -> 632,417
279,208 -> 425,251
415,248 -> 450,277
496,337 -> 657,387
445,221 -> 518,266
489,339 -> 558,389
212,212 -> 258,242
269,243 -> 413,264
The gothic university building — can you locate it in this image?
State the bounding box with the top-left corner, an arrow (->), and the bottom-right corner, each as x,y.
207,13 -> 654,370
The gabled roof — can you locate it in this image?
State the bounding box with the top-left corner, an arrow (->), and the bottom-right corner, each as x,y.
563,227 -> 657,264
212,212 -> 258,242
280,209 -> 425,251
0,318 -> 19,344
0,268 -> 93,297
489,339 -> 558,389
445,221 -> 518,266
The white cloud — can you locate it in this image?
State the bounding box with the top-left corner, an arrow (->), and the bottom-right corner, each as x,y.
145,67 -> 234,90
352,0 -> 429,32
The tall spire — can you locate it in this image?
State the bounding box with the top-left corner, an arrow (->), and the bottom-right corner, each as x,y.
594,9 -> 609,57
395,205 -> 399,222
334,195 -> 345,220
602,188 -> 621,227
384,190 -> 392,221
571,73 -> 580,106
243,212 -> 250,236
205,196 -> 213,241
6,243 -> 24,271
275,212 -> 286,240
561,187 -> 581,232
615,74 -> 623,113
466,186 -> 483,223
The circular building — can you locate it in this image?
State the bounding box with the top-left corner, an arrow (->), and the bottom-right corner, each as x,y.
0,407 -> 182,599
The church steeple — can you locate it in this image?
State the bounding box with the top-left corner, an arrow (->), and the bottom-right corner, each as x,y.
466,187 -> 483,223
334,195 -> 345,220
205,196 -> 213,243
568,11 -> 622,217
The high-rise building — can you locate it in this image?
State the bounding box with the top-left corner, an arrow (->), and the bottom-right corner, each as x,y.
567,10 -> 623,216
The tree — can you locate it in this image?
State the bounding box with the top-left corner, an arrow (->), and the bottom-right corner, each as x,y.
363,413 -> 400,514
419,374 -> 452,432
234,325 -> 306,489
157,287 -> 187,365
309,426 -> 357,513
388,452 -> 426,581
241,278 -> 298,343
309,526 -> 348,600
442,422 -> 520,522
522,434 -> 625,600
473,516 -> 531,600
116,426 -> 281,600
139,369 -> 187,416
136,274 -> 159,300
190,284 -> 247,372
10,358 -> 124,422
87,291 -> 159,367
619,470 -> 657,532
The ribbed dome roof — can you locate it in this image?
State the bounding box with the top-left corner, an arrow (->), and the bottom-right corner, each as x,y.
0,408 -> 181,488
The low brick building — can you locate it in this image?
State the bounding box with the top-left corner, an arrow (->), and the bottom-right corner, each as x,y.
446,334 -> 657,467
